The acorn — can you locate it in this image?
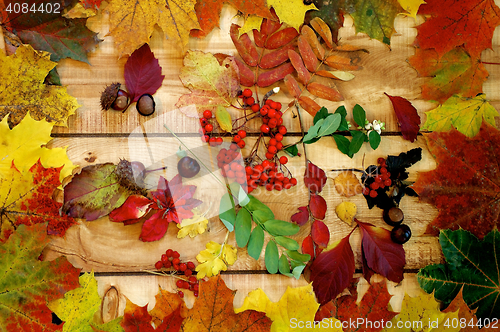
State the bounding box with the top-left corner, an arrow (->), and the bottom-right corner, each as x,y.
136,94 -> 155,116
100,83 -> 130,112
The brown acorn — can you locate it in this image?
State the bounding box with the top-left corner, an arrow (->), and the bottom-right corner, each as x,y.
100,83 -> 130,112
136,94 -> 155,116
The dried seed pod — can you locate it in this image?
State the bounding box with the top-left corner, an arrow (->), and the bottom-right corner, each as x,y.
136,94 -> 155,116
100,83 -> 130,111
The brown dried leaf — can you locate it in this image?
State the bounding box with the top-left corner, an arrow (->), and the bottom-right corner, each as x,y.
310,17 -> 333,48
288,50 -> 311,84
333,171 -> 363,197
301,25 -> 325,60
307,82 -> 343,102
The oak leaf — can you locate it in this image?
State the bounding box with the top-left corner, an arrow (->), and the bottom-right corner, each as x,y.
333,171 -> 363,197
0,223 -> 80,331
315,279 -> 397,332
335,202 -> 357,226
383,292 -> 460,332
177,209 -> 209,238
267,0 -> 317,31
422,94 -> 498,137
236,283 -> 343,332
416,0 -> 500,58
196,241 -> 237,278
418,229 -> 500,320
176,50 -> 240,116
0,161 -> 77,241
105,0 -> 200,57
182,275 -> 272,331
384,93 -> 421,142
413,124 -> 500,238
0,112 -> 76,181
408,48 -> 488,103
0,45 -> 80,128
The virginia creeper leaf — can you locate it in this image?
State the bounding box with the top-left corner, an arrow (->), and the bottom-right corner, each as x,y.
0,223 -> 80,331
176,51 -> 240,115
422,94 -> 498,138
309,234 -> 355,305
413,124 -> 500,239
384,93 -> 421,142
304,161 -> 327,193
311,219 -> 330,248
291,206 -> 309,226
266,0 -> 318,31
182,275 -> 272,331
358,220 -> 405,283
309,193 -> 327,220
124,43 -> 165,102
416,0 -> 500,58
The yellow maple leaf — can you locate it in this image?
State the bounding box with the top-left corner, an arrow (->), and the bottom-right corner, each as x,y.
267,0 -> 317,31
0,45 -> 80,128
335,202 -> 357,227
105,0 -> 200,57
0,113 -> 76,181
238,15 -> 264,37
177,209 -> 209,238
397,0 -> 425,18
195,241 -> 237,279
383,292 -> 460,332
235,284 -> 343,331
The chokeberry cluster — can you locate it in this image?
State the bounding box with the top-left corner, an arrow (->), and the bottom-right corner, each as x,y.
154,249 -> 199,298
361,158 -> 392,198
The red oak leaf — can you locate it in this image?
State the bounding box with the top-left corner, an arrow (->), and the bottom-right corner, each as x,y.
304,161 -> 327,193
384,93 -> 421,142
291,206 -> 309,226
124,44 -> 165,102
416,0 -> 500,58
311,219 -> 330,248
315,279 -> 397,332
357,220 -> 405,283
309,233 -> 355,305
110,174 -> 202,242
309,194 -> 327,220
412,123 -> 500,239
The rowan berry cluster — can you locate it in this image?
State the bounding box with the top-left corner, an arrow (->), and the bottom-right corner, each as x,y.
244,158 -> 297,193
199,110 -> 223,146
362,158 -> 392,198
154,249 -> 199,298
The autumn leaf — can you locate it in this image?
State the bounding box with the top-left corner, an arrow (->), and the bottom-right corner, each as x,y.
333,171 -> 363,197
291,206 -> 309,226
0,112 -> 76,181
416,0 -> 500,58
335,202 -> 357,226
304,161 -> 327,193
343,0 -> 403,45
124,43 -> 165,102
63,163 -> 144,222
413,124 -> 500,239
191,0 -> 272,37
418,229 -> 500,321
236,283 -> 343,332
177,209 -> 209,238
196,241 -> 237,278
149,287 -> 184,328
408,48 -> 488,103
422,94 -> 498,137
309,194 -> 327,220
384,93 -> 421,142
0,44 -> 80,128
238,15 -> 264,37
315,280 -> 397,332
80,0 -> 103,9
0,223 -> 80,331
182,275 -> 272,331
397,0 -> 425,18
1,0 -> 101,63
305,0 -> 343,42
105,0 -> 200,56
267,0 -> 317,31
0,161 -> 77,241
383,292 -> 460,332
311,219 -> 330,248
122,298 -> 183,332
176,50 -> 240,116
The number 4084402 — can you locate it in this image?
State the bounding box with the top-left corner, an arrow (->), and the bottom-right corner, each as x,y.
5,2 -> 61,14
444,318 -> 498,329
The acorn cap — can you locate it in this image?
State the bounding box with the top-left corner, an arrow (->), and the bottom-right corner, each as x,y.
100,83 -> 121,110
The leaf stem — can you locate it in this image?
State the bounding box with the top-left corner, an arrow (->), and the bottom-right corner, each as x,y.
330,168 -> 365,173
295,104 -> 308,165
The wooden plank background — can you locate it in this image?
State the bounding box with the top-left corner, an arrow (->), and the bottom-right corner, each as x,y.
3,2 -> 500,322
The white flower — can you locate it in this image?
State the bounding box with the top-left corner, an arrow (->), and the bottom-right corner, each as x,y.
365,123 -> 373,130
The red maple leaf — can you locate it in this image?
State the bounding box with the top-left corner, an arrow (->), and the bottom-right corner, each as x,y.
110,174 -> 202,242
413,123 -> 500,239
122,303 -> 183,332
315,279 -> 398,332
416,0 -> 500,58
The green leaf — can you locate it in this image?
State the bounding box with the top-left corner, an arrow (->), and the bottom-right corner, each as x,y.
229,182 -> 249,206
353,104 -> 366,127
264,219 -> 300,236
279,254 -> 291,275
285,144 -> 299,157
215,105 -> 233,132
349,130 -> 366,156
368,130 -> 381,149
247,226 -> 265,260
286,250 -> 311,262
265,241 -> 279,274
313,107 -> 330,124
234,208 -> 252,247
219,193 -> 236,232
333,134 -> 351,156
303,118 -> 324,142
246,196 -> 274,223
335,106 -> 349,131
417,229 -> 500,320
292,265 -> 306,279
253,210 -> 274,224
317,113 -> 341,136
274,236 -> 299,250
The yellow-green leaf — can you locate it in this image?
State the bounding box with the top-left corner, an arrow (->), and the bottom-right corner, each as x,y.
267,0 -> 317,31
423,94 -> 499,137
215,105 -> 233,132
335,202 -> 357,226
195,241 -> 237,279
238,15 -> 264,37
